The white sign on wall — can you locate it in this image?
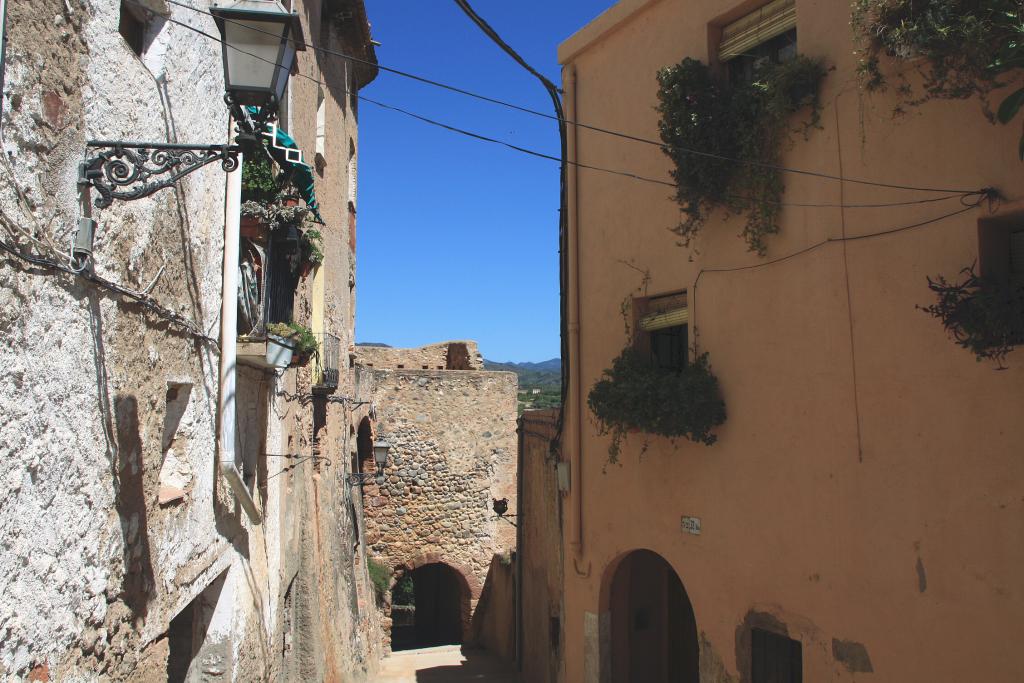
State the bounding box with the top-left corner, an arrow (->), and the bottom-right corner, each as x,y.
681,516 -> 702,535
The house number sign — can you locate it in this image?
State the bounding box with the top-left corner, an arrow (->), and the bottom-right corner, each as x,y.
681,516 -> 702,535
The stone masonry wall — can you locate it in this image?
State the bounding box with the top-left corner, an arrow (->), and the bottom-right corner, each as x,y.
354,344 -> 516,647
356,340 -> 484,371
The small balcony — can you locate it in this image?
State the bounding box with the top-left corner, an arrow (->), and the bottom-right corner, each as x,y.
312,332 -> 340,392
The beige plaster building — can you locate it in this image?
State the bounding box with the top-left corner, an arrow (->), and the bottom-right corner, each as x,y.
557,1 -> 1024,682
0,0 -> 382,679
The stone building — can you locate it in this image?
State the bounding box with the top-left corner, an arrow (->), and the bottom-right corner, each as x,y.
557,1 -> 1024,682
0,0 -> 382,680
352,341 -> 518,651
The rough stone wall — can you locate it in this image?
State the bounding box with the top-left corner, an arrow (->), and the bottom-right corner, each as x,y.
0,0 -> 381,680
355,347 -> 517,648
356,340 -> 484,370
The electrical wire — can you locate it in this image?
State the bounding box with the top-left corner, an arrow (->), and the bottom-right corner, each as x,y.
0,238 -> 219,346
126,1 -> 995,212
450,0 -> 571,462
160,0 -> 986,195
688,202 -> 984,347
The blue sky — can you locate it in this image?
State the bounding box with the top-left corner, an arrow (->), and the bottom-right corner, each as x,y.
355,1 -> 616,363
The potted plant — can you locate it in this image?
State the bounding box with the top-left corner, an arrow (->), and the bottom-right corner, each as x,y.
299,229 -> 324,277
266,321 -> 320,368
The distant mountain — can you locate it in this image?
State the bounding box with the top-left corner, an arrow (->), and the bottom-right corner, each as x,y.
355,342 -> 392,347
484,358 -> 561,388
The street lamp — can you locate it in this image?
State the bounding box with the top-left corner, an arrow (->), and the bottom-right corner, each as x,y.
77,0 -> 304,212
349,440 -> 391,486
211,0 -> 305,111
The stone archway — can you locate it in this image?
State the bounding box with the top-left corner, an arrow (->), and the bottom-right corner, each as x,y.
599,549 -> 699,683
390,553 -> 479,652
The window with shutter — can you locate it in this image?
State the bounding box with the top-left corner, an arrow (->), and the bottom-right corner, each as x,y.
718,0 -> 797,84
634,291 -> 688,371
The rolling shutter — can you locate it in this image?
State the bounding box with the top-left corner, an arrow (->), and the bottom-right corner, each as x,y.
719,0 -> 796,61
639,307 -> 689,331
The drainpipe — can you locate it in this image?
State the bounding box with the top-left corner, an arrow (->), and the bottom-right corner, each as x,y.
219,148 -> 261,523
566,64 -> 585,562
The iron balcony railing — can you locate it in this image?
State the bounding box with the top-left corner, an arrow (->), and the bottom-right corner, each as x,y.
312,332 -> 340,392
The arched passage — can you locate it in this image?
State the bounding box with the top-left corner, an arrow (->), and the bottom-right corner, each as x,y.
391,562 -> 472,651
356,417 -> 372,475
603,549 -> 699,683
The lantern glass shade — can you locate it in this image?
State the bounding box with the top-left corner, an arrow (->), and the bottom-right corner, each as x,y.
372,441 -> 390,469
210,0 -> 305,110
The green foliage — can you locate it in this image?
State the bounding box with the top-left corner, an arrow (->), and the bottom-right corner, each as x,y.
852,0 -> 1024,155
656,56 -> 826,255
587,348 -> 726,463
241,156 -> 281,202
240,200 -> 310,231
266,321 -> 319,358
392,575 -> 415,606
301,229 -> 324,266
921,265 -> 1024,366
367,557 -> 391,606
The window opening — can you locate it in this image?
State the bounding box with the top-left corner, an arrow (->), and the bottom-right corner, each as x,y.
751,628 -> 802,683
635,291 -> 689,371
119,0 -> 147,56
718,0 -> 797,84
315,87 -> 326,174
978,215 -> 1024,283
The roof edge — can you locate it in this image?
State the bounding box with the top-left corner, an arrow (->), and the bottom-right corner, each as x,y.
558,0 -> 663,64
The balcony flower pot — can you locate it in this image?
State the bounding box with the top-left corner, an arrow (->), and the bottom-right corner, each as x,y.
237,334 -> 296,370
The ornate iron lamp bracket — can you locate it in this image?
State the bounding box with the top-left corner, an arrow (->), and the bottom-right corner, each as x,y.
80,140 -> 242,208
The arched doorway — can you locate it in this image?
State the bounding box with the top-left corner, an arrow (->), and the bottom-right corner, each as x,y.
390,562 -> 471,651
606,550 -> 698,683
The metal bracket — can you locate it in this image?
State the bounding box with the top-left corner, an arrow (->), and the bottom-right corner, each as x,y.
347,471 -> 383,486
80,140 -> 241,208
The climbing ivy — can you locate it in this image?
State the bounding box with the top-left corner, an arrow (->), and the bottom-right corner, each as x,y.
587,348 -> 726,463
656,56 -> 826,255
852,0 -> 1024,156
920,264 -> 1024,366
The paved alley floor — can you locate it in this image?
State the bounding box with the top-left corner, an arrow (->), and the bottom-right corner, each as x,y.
375,645 -> 521,683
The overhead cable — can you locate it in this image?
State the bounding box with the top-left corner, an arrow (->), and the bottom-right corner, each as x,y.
159,0 -> 983,195
126,1 -> 993,210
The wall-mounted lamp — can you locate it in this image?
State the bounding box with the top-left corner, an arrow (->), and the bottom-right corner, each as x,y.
348,439 -> 390,486
77,0 -> 304,212
492,497 -> 516,526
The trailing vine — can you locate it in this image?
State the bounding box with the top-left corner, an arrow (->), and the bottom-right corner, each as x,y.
920,264 -> 1024,366
656,56 -> 827,255
587,348 -> 726,463
852,0 -> 1024,156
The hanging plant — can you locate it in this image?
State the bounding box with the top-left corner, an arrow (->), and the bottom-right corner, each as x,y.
852,0 -> 1024,157
241,156 -> 282,203
656,56 -> 826,255
240,200 -> 310,231
920,264 -> 1024,366
587,348 -> 726,463
301,229 -> 324,267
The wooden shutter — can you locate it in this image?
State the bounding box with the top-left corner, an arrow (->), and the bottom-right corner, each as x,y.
719,0 -> 797,61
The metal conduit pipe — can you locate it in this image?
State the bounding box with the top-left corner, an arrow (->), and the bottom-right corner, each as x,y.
218,147 -> 261,523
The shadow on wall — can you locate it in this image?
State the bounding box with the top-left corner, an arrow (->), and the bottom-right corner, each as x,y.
113,394 -> 155,624
467,553 -> 516,664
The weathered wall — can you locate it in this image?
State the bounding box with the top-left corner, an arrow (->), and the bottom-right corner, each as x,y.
356,340 -> 484,371
354,344 -> 517,649
518,409 -> 563,683
0,0 -> 381,680
467,554 -> 517,663
558,1 -> 1024,682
